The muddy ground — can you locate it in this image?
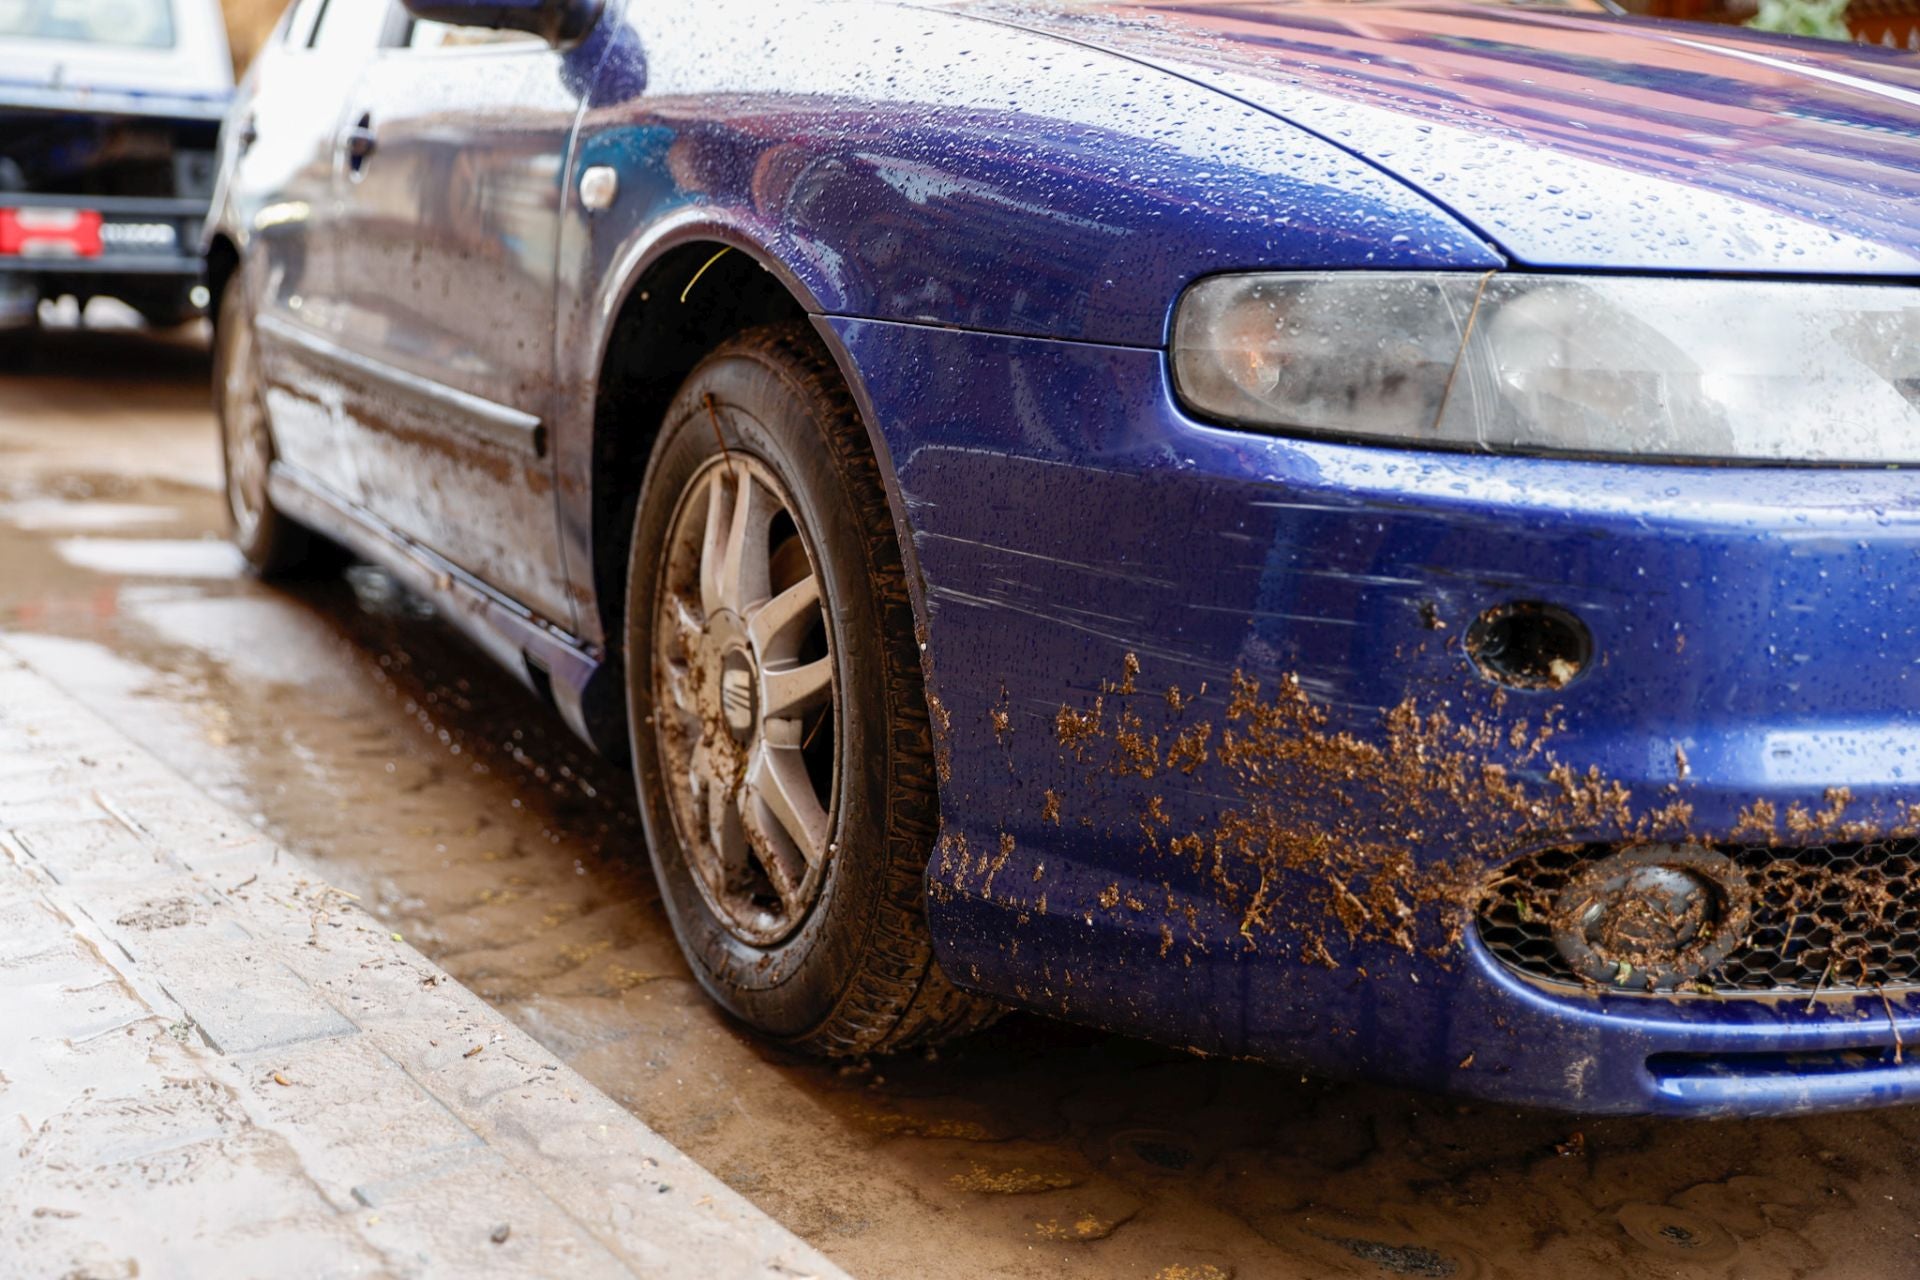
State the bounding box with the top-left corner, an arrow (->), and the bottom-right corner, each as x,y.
3,316 -> 1918,1280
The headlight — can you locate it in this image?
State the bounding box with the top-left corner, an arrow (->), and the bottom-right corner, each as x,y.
1171,273 -> 1920,464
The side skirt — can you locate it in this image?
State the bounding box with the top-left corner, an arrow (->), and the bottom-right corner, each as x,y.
268,462 -> 627,757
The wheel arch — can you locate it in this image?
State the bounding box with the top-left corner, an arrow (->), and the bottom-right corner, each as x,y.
203,231 -> 241,329
577,215 -> 934,703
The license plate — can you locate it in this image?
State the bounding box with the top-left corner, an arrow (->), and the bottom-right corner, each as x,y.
99,221 -> 178,252
0,208 -> 105,258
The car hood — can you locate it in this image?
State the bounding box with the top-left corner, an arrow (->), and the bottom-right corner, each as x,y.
932,0 -> 1920,275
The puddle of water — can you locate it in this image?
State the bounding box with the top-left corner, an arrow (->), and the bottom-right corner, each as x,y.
54,538 -> 246,580
343,564 -> 437,622
3,631 -> 165,704
1,630 -> 255,819
0,498 -> 181,531
129,596 -> 361,691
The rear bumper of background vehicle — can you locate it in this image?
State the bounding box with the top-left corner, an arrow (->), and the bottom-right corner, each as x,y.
0,194 -> 207,293
829,315 -> 1920,1117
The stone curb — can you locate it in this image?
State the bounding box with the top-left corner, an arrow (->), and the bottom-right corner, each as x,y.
0,642 -> 849,1279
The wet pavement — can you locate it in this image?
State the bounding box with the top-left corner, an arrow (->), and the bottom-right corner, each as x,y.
0,642 -> 840,1279
4,319 -> 1920,1279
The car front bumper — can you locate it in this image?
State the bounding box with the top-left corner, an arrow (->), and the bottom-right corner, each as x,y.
831,315 -> 1920,1117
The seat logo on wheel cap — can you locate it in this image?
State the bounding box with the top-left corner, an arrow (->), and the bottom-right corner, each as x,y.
721,661 -> 756,736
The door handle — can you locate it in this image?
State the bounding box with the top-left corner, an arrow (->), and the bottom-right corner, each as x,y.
235,113 -> 259,153
344,112 -> 376,177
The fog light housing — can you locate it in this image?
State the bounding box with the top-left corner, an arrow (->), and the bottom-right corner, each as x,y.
1466,601 -> 1591,690
1551,845 -> 1752,990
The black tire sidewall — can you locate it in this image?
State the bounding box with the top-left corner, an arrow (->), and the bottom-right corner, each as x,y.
213,272 -> 274,566
214,266 -> 315,575
626,340 -> 898,1041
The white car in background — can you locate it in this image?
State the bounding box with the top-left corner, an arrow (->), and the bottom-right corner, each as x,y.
0,0 -> 231,332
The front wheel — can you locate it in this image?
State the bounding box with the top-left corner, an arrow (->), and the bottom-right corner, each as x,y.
625,323 -> 998,1056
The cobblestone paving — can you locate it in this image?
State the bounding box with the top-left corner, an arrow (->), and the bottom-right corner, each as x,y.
0,644 -> 843,1279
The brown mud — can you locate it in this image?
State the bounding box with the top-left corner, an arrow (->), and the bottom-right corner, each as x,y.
4,321 -> 1920,1277
1042,650 -> 1920,998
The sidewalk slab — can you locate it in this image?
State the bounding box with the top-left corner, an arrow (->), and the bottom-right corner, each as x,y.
0,642 -> 848,1280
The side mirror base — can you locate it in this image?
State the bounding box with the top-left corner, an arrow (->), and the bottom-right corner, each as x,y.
400,0 -> 601,46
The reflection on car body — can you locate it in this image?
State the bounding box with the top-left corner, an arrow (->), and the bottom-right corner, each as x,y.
206,0 -> 1920,1116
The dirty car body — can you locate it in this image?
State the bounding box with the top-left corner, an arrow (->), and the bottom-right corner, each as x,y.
206,0 -> 1920,1115
0,0 -> 230,326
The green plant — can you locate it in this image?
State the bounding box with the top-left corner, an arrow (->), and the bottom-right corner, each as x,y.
1745,0 -> 1854,40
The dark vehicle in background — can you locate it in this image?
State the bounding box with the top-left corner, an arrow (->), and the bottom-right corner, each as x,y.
0,0 -> 230,330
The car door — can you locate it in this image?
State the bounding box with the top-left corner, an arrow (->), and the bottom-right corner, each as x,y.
319,15 -> 584,626
234,0 -> 394,508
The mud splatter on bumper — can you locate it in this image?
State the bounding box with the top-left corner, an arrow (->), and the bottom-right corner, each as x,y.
832,316 -> 1920,1115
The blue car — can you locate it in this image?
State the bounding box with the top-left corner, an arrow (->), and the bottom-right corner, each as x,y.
205,0 -> 1920,1116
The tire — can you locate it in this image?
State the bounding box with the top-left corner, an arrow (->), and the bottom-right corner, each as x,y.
131,282 -> 199,330
213,268 -> 333,577
135,301 -> 197,330
0,325 -> 32,372
625,322 -> 999,1057
0,288 -> 40,370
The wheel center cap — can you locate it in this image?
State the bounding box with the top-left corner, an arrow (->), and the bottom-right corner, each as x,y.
719,648 -> 758,741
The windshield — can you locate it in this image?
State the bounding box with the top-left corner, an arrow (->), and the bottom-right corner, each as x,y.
0,0 -> 175,47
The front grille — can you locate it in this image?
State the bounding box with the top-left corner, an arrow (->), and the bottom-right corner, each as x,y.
1478,840 -> 1920,994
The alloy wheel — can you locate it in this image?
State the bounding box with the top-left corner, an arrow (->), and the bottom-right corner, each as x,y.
652,451 -> 840,946
220,316 -> 271,548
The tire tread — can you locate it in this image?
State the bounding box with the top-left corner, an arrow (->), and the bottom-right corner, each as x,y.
707,322 -> 999,1057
